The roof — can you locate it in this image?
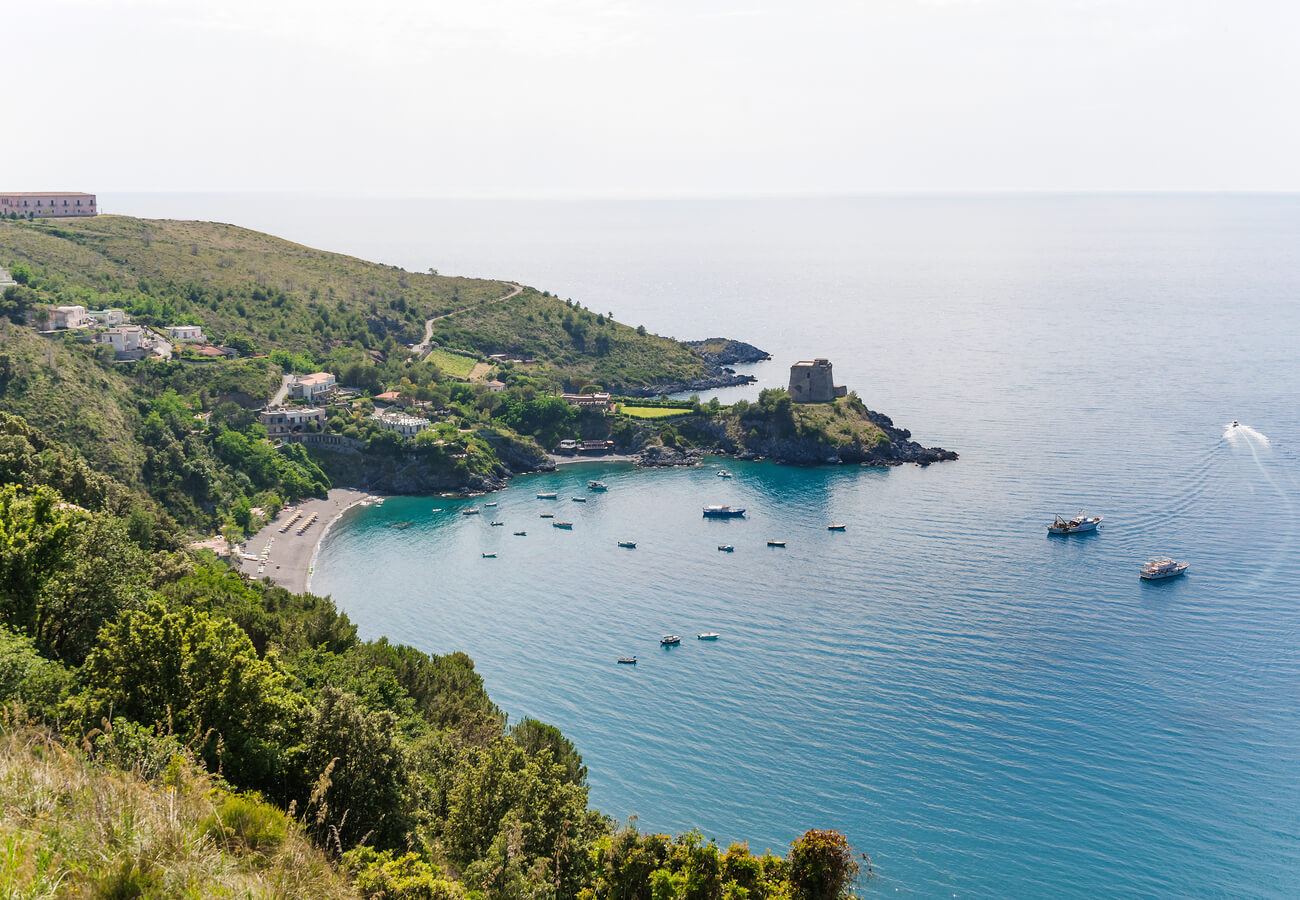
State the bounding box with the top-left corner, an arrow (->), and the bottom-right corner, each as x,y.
297,372 -> 335,385
0,191 -> 96,197
374,391 -> 401,401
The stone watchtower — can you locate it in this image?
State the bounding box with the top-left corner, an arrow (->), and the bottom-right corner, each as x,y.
788,358 -> 847,403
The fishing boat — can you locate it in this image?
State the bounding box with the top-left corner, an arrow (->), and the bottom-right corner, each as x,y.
716,470 -> 732,478
481,552 -> 497,558
513,531 -> 527,536
572,497 -> 587,503
462,508 -> 481,516
485,502 -> 498,507
617,540 -> 637,548
827,523 -> 846,531
537,491 -> 558,499
553,521 -> 573,529
1048,511 -> 1102,534
1140,557 -> 1189,580
617,656 -> 637,664
660,635 -> 681,645
717,544 -> 734,552
539,513 -> 555,518
490,521 -> 504,526
767,540 -> 786,547
703,505 -> 746,518
697,632 -> 719,640
588,481 -> 608,491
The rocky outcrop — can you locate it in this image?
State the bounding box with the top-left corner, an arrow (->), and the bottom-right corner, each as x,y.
682,338 -> 772,367
617,371 -> 756,398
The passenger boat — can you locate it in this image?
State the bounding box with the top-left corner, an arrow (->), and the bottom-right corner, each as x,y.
1140,557 -> 1189,580
717,544 -> 734,552
513,531 -> 527,536
767,540 -> 786,547
537,491 -> 558,499
1048,511 -> 1102,534
703,505 -> 746,518
462,508 -> 481,516
539,513 -> 554,518
827,524 -> 846,531
660,634 -> 681,645
553,521 -> 573,529
617,540 -> 637,548
490,521 -> 504,526
697,632 -> 719,640
572,497 -> 587,503
481,552 -> 497,558
716,470 -> 732,478
588,481 -> 608,491
617,656 -> 637,664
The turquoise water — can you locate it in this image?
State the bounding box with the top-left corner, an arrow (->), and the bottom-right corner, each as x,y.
114,193 -> 1300,896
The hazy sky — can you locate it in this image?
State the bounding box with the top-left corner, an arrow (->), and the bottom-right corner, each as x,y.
6,0 -> 1298,194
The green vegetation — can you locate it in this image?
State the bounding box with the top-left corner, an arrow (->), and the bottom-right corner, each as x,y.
424,347 -> 478,378
619,405 -> 694,420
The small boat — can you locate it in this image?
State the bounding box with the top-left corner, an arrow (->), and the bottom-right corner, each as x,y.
1232,420 -> 1239,427
767,540 -> 786,547
540,513 -> 555,518
387,521 -> 414,530
537,491 -> 558,499
588,481 -> 608,491
717,544 -> 734,552
1048,511 -> 1102,534
553,521 -> 573,529
617,656 -> 637,664
1140,557 -> 1189,580
716,470 -> 732,478
697,632 -> 719,640
572,497 -> 587,503
513,531 -> 527,536
660,635 -> 681,645
485,502 -> 498,507
827,524 -> 846,531
490,521 -> 504,526
431,508 -> 443,512
481,552 -> 497,558
703,505 -> 746,518
617,540 -> 637,549
462,508 -> 481,516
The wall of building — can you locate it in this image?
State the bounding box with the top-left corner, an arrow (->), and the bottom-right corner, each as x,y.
0,193 -> 97,217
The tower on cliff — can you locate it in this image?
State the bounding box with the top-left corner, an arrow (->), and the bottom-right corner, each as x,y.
788,358 -> 847,403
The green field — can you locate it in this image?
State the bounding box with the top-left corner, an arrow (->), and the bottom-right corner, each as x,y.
620,405 -> 693,420
426,346 -> 478,378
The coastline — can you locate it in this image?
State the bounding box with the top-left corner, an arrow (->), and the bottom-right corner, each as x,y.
236,487 -> 380,594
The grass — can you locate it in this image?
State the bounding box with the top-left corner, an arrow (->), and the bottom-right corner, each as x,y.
424,347 -> 477,378
619,405 -> 694,420
0,719 -> 358,899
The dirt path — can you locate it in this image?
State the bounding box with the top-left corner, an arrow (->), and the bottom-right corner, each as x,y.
415,281 -> 523,360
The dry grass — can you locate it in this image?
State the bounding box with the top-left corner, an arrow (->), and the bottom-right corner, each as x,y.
0,718 -> 358,900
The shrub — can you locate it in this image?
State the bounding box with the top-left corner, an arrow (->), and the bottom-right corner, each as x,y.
201,791 -> 288,854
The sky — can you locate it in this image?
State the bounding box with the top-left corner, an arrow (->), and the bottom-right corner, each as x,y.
4,0 -> 1298,194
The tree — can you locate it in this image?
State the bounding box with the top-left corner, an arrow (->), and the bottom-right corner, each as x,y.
788,830 -> 864,900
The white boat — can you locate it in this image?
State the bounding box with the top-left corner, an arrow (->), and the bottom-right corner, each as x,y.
1048,511 -> 1101,534
572,497 -> 587,503
485,502 -> 498,507
660,634 -> 681,645
717,470 -> 732,478
767,540 -> 786,547
588,481 -> 608,491
537,491 -> 558,499
462,508 -> 481,516
1140,557 -> 1189,580
697,632 -> 719,640
617,540 -> 637,548
481,552 -> 497,558
717,544 -> 734,552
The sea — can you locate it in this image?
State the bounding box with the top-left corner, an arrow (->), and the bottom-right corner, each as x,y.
107,193 -> 1300,898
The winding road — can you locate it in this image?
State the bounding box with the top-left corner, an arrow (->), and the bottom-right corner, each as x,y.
414,281 -> 523,360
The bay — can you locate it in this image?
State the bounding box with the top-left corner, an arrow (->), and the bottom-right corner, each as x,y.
108,192 -> 1300,897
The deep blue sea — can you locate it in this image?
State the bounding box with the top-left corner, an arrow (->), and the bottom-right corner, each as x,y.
111,193 -> 1300,897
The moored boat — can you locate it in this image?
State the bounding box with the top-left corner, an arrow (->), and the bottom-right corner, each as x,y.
485,502 -> 498,507
490,521 -> 504,526
462,508 -> 481,516
697,632 -> 719,640
717,544 -> 734,552
1048,511 -> 1102,534
617,540 -> 637,548
716,470 -> 732,478
660,634 -> 681,645
572,497 -> 587,503
553,521 -> 573,529
827,523 -> 846,531
481,552 -> 497,558
703,505 -> 746,518
767,539 -> 786,547
537,491 -> 558,499
588,481 -> 608,491
540,513 -> 555,518
1140,557 -> 1189,580
617,656 -> 637,664
513,531 -> 527,536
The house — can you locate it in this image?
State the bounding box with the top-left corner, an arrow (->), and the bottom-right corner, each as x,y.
260,406 -> 326,438
166,325 -> 205,342
561,392 -> 612,410
290,372 -> 337,402
484,380 -> 506,393
50,305 -> 88,329
87,309 -> 126,327
374,391 -> 402,403
189,344 -> 227,358
97,325 -> 145,356
0,192 -> 97,218
370,412 -> 430,438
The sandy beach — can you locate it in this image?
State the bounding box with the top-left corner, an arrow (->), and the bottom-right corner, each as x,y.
236,487 -> 379,594
548,453 -> 640,467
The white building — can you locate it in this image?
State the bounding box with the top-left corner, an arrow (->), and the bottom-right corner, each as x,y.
291,372 -> 337,402
260,406 -> 326,438
98,325 -> 145,354
88,308 -> 127,326
166,325 -> 205,342
484,380 -> 507,393
370,412 -> 430,438
50,305 -> 88,329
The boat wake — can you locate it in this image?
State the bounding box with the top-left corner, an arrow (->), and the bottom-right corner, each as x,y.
1223,422 -> 1271,446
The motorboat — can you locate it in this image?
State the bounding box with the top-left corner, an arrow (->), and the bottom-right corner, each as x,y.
827,524 -> 846,531
462,508 -> 481,516
540,513 -> 555,518
1232,420 -> 1239,427
513,531 -> 527,536
485,502 -> 498,507
588,481 -> 608,491
767,540 -> 786,547
572,497 -> 587,503
660,635 -> 681,645
1048,511 -> 1102,534
481,552 -> 497,558
490,521 -> 504,526
537,491 -> 558,499
1140,557 -> 1189,580
717,544 -> 734,552
617,540 -> 637,548
431,508 -> 443,512
553,521 -> 573,529
697,632 -> 719,640
716,470 -> 733,478
617,657 -> 637,664
703,505 -> 746,518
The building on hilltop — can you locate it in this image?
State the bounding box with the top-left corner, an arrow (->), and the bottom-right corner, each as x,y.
290,372 -> 337,402
166,325 -> 205,342
49,305 -> 89,330
0,192 -> 97,217
370,411 -> 430,438
96,325 -> 146,358
788,358 -> 847,403
260,406 -> 326,438
561,391 -> 611,411
87,309 -> 127,327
